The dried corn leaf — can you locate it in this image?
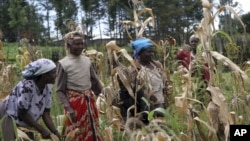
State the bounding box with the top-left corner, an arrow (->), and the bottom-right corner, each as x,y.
96,95 -> 107,114
50,133 -> 60,141
137,17 -> 154,37
213,5 -> 246,33
206,86 -> 226,107
104,127 -> 113,141
236,115 -> 243,124
201,0 -> 212,9
206,86 -> 230,140
65,128 -> 80,141
17,128 -> 33,141
210,51 -> 250,83
228,111 -> 236,124
194,117 -> 216,134
112,106 -> 123,119
116,67 -> 135,99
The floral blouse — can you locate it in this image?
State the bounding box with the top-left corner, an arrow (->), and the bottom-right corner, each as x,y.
3,79 -> 52,126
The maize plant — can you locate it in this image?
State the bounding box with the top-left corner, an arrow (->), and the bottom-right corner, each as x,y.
172,0 -> 249,141
0,62 -> 17,99
95,0 -> 250,141
0,40 -> 4,60
16,38 -> 43,72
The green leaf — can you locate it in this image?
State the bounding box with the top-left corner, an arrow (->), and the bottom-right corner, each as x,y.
148,107 -> 166,121
141,97 -> 150,107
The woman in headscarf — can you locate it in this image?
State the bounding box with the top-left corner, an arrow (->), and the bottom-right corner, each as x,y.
0,58 -> 60,140
56,31 -> 103,141
131,38 -> 168,110
176,34 -> 210,82
176,35 -> 211,104
118,38 -> 168,124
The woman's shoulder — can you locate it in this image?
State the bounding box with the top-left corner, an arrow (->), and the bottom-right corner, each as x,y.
18,79 -> 34,86
152,60 -> 163,68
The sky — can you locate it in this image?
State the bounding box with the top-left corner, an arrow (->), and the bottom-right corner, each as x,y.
235,0 -> 249,14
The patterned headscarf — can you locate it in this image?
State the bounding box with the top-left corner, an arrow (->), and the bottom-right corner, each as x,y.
131,38 -> 153,58
64,31 -> 84,44
21,58 -> 56,80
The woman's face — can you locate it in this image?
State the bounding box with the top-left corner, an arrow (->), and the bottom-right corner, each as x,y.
43,68 -> 57,84
69,38 -> 85,56
139,47 -> 154,62
190,37 -> 199,48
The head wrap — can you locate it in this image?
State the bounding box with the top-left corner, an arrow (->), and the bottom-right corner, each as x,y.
21,58 -> 56,80
131,38 -> 153,58
189,34 -> 199,44
63,31 -> 85,55
64,31 -> 84,43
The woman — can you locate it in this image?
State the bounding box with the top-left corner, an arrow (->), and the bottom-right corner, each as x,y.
176,35 -> 211,104
131,38 -> 168,110
56,31 -> 103,141
0,58 -> 60,140
177,34 -> 210,82
118,38 -> 168,123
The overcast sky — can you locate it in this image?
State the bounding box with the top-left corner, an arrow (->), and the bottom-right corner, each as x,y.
235,0 -> 249,14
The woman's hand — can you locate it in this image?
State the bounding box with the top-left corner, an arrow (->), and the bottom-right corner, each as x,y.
52,130 -> 62,141
65,106 -> 77,123
41,129 -> 51,139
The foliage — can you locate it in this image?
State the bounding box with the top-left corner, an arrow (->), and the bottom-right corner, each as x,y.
240,12 -> 250,33
0,0 -> 248,49
145,0 -> 203,44
8,0 -> 28,28
52,0 -> 78,36
2,0 -> 250,141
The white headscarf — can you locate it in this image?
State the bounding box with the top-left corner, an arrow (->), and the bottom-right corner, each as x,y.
21,58 -> 56,80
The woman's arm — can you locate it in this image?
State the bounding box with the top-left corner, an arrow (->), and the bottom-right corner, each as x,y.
56,63 -> 76,123
56,63 -> 70,107
90,64 -> 103,95
18,111 -> 51,139
42,110 -> 61,138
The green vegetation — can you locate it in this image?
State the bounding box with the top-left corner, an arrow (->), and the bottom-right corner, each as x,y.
1,0 -> 250,140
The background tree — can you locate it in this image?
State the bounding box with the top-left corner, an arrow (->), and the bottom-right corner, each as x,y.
218,0 -> 239,36
8,0 -> 28,43
145,0 -> 203,44
23,5 -> 47,44
37,0 -> 54,40
239,12 -> 250,33
80,0 -> 106,39
51,0 -> 78,37
102,0 -> 132,42
0,0 -> 15,41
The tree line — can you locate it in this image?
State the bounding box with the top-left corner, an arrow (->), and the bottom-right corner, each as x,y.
0,0 -> 250,63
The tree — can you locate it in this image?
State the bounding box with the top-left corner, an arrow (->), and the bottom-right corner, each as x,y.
80,0 -> 107,38
8,0 -> 28,42
0,0 -> 15,41
22,4 -> 46,43
37,0 -> 54,40
240,12 -> 250,33
51,0 -> 78,37
146,0 -> 203,44
102,0 -> 132,40
218,0 -> 239,36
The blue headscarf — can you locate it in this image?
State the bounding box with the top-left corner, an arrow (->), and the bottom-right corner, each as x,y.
21,58 -> 56,80
131,38 -> 153,58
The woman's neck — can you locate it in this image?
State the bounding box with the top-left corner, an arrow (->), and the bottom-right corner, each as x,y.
35,80 -> 46,92
138,59 -> 154,69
